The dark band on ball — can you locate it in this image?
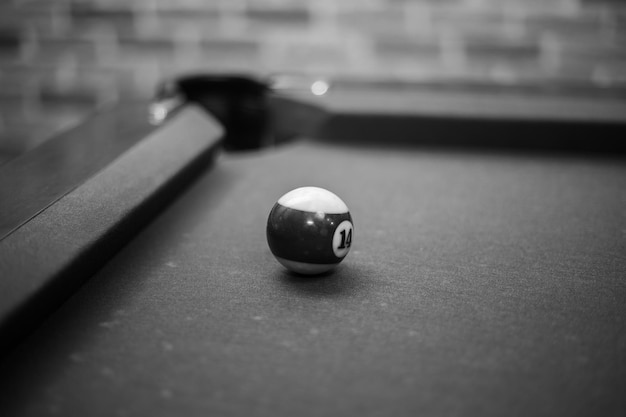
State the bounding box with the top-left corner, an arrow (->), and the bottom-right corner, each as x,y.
266,204 -> 352,264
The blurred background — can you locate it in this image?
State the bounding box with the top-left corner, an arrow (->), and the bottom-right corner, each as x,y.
0,0 -> 625,161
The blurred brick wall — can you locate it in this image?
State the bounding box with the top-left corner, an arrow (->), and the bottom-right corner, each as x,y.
0,0 -> 625,156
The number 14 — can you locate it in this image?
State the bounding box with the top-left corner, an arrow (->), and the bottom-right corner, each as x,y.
338,228 -> 352,249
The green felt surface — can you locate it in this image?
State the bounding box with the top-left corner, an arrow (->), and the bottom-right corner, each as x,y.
1,140 -> 625,416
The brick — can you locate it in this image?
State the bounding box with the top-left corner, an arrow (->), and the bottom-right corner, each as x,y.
427,7 -> 527,40
464,37 -> 541,62
559,41 -> 626,65
335,8 -> 407,37
26,38 -> 97,63
134,12 -> 223,38
373,37 -> 440,59
525,14 -> 608,40
0,27 -> 21,56
69,4 -> 134,21
260,39 -> 350,74
245,6 -> 310,24
4,7 -> 70,38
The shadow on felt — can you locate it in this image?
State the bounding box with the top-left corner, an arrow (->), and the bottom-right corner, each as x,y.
275,263 -> 366,299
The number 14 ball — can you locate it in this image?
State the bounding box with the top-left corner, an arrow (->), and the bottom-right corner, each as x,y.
266,187 -> 354,275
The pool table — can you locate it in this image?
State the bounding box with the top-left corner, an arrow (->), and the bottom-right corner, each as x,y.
1,75 -> 625,416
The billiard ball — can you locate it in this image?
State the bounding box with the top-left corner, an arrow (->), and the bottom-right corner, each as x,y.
266,187 -> 354,275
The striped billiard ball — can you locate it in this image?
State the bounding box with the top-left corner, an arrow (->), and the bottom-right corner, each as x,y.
266,187 -> 354,275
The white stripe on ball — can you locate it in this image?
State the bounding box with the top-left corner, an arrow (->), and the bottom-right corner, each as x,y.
277,187 -> 349,214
